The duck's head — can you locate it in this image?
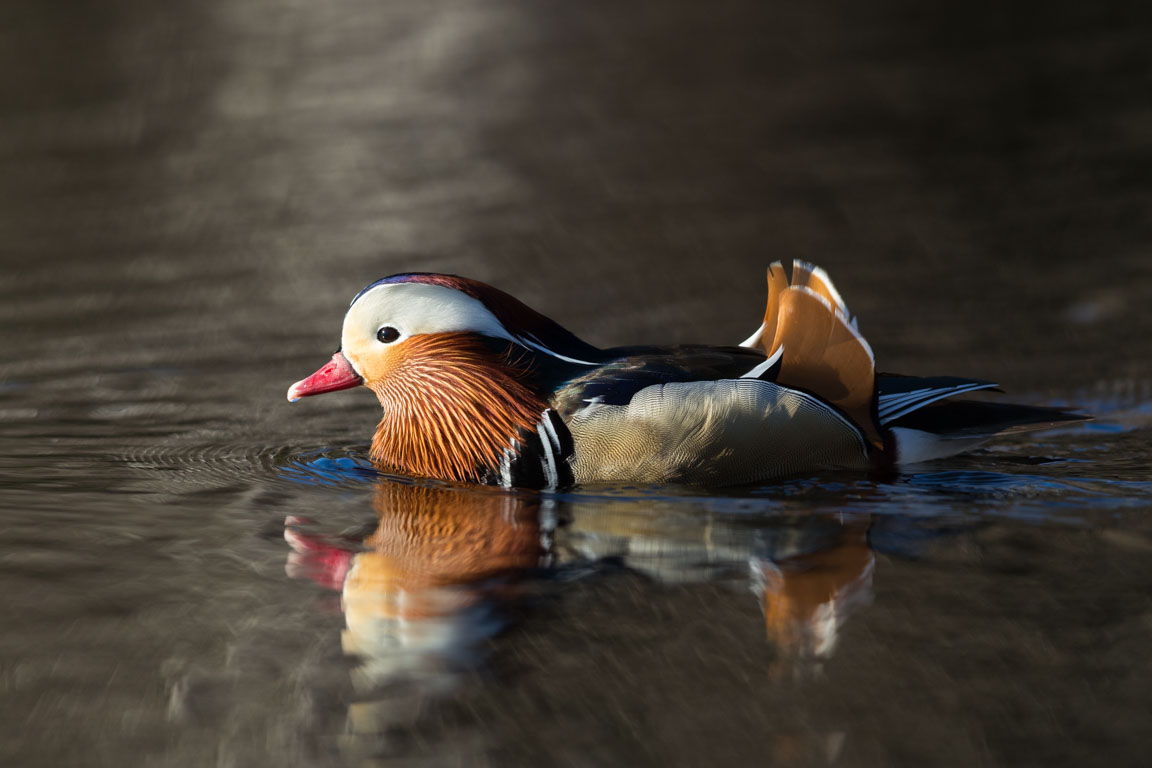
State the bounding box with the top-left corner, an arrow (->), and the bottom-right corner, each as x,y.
287,273 -> 597,402
287,273 -> 597,481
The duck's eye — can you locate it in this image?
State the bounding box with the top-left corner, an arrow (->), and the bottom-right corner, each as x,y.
376,326 -> 400,344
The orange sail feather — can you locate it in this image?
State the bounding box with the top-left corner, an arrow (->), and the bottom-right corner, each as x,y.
746,262 -> 881,447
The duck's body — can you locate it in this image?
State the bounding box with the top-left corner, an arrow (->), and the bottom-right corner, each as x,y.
546,345 -> 870,486
288,263 -> 1085,489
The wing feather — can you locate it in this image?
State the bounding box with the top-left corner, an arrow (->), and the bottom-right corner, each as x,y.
566,379 -> 870,485
877,381 -> 999,424
740,262 -> 879,446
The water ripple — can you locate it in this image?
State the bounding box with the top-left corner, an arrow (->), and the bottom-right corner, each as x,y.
119,440 -> 381,493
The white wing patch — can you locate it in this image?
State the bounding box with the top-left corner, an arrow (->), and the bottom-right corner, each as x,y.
740,345 -> 784,379
739,321 -> 768,350
877,382 -> 998,425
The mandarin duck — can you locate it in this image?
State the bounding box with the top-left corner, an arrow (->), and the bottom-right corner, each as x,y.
288,262 -> 1085,488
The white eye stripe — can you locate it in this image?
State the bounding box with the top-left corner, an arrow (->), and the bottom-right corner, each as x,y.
344,283 -> 514,353
515,334 -> 596,366
343,282 -> 596,365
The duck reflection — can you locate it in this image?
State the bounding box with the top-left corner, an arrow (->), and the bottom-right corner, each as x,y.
285,480 -> 543,743
346,481 -> 541,683
285,481 -> 876,752
751,516 -> 873,675
557,503 -> 874,675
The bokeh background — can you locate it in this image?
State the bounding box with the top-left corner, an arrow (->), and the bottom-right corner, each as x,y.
2,1 -> 1151,766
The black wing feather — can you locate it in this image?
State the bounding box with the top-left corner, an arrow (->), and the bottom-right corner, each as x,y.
890,399 -> 1090,437
876,374 -> 1001,425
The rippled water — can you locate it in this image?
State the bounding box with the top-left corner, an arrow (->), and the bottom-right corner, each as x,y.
3,0 -> 1151,766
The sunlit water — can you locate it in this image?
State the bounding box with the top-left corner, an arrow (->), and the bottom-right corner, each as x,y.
3,0 -> 1151,766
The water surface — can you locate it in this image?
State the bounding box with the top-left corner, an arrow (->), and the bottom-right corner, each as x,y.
2,1 -> 1151,766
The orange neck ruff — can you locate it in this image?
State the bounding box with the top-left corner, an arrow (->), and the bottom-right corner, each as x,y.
367,334 -> 547,483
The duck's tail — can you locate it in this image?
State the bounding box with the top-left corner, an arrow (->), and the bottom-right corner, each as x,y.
883,393 -> 1091,464
873,370 -> 1091,464
739,262 -> 1091,461
740,261 -> 881,446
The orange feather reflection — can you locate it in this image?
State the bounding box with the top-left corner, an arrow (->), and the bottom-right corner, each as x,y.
345,481 -> 541,625
560,503 -> 875,677
286,481 -> 543,701
753,519 -> 874,675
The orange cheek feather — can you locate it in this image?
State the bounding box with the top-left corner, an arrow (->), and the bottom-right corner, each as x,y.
355,333 -> 547,483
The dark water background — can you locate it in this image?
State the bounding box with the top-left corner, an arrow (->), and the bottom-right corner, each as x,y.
2,1 -> 1151,766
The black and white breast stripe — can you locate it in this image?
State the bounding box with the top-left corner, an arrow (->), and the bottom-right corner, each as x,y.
491,409 -> 575,490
